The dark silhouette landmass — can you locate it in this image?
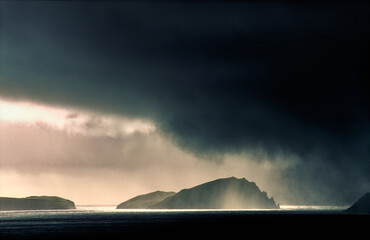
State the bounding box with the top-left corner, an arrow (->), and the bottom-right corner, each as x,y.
117,191 -> 176,209
153,177 -> 279,209
0,196 -> 76,210
345,192 -> 370,214
117,177 -> 279,209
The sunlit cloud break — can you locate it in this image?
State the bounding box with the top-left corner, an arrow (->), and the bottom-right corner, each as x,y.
0,98 -> 156,137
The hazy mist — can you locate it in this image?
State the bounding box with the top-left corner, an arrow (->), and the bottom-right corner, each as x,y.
0,100 -> 295,205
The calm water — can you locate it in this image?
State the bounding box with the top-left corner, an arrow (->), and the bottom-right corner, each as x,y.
0,205 -> 349,221
0,205 -> 363,239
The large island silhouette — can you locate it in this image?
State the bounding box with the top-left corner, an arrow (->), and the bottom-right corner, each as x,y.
117,177 -> 279,209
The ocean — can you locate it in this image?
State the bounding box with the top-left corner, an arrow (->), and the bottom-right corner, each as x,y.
0,206 -> 366,239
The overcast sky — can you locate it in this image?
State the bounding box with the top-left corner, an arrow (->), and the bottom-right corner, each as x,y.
0,1 -> 369,205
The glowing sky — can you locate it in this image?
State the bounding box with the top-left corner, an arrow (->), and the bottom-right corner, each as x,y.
0,99 -> 155,137
0,98 -> 292,205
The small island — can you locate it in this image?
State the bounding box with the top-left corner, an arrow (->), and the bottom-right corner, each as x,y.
117,177 -> 279,209
0,196 -> 76,211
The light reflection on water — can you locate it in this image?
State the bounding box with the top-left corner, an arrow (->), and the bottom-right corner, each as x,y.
279,205 -> 349,211
79,205 -> 349,211
0,205 -> 349,220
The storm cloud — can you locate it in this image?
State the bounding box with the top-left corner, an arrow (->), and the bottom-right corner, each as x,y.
1,1 -> 369,204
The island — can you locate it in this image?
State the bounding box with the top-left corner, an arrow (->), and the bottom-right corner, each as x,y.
117,177 -> 279,209
345,192 -> 370,214
117,191 -> 176,209
0,196 -> 76,211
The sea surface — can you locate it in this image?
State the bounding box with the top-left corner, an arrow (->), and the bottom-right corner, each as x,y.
0,205 -> 366,239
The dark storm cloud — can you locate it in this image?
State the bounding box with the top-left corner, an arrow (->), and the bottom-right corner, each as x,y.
1,1 -> 369,203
